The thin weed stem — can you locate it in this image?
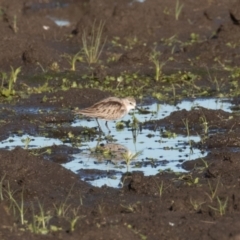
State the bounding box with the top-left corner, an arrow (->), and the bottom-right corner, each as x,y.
175,0 -> 184,20
209,196 -> 228,216
0,174 -> 6,201
82,20 -> 106,64
5,182 -> 25,225
206,177 -> 220,202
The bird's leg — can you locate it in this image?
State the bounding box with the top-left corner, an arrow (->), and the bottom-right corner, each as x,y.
105,121 -> 111,134
96,118 -> 104,134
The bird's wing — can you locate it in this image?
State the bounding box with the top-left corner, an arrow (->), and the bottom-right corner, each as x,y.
75,97 -> 126,120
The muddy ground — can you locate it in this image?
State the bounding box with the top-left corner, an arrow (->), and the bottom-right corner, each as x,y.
0,0 -> 240,239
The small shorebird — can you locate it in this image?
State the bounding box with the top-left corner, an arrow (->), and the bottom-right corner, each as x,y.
74,97 -> 136,132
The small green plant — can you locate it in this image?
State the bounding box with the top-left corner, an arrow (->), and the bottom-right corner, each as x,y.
152,92 -> 165,101
190,197 -> 205,211
190,33 -> 199,43
206,66 -> 225,93
69,213 -> 80,232
53,184 -> 75,217
116,121 -> 125,130
199,114 -> 209,134
49,62 -> 60,72
163,7 -> 170,15
0,174 -> 6,201
209,196 -> 228,216
116,76 -> 123,89
171,83 -> 176,100
90,144 -> 113,160
13,15 -> 18,33
63,51 -> 83,71
149,48 -> 164,81
177,174 -> 199,186
21,136 -> 32,149
37,201 -> 51,233
179,71 -> 200,89
120,203 -> 137,213
5,182 -> 25,225
216,59 -> 240,82
154,180 -> 170,199
122,150 -> 142,172
226,42 -> 237,49
28,201 -> 52,234
1,66 -> 21,97
161,35 -> 178,46
200,158 -> 210,169
125,36 -> 139,50
82,20 -> 106,64
160,130 -> 177,139
36,62 -> 47,73
125,223 -> 147,240
0,179 -> 26,224
131,115 -> 140,130
175,0 -> 184,20
54,201 -> 72,218
182,118 -> 190,138
206,177 -> 220,202
30,148 -> 52,157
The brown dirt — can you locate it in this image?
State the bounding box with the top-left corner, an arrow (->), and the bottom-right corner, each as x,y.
0,0 -> 240,239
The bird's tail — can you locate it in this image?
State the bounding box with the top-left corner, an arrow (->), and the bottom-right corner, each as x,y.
73,108 -> 101,118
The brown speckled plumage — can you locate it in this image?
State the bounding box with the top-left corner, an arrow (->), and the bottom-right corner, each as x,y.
74,97 -> 136,132
75,97 -> 135,120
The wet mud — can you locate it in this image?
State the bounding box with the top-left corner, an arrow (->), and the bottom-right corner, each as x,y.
0,0 -> 240,239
